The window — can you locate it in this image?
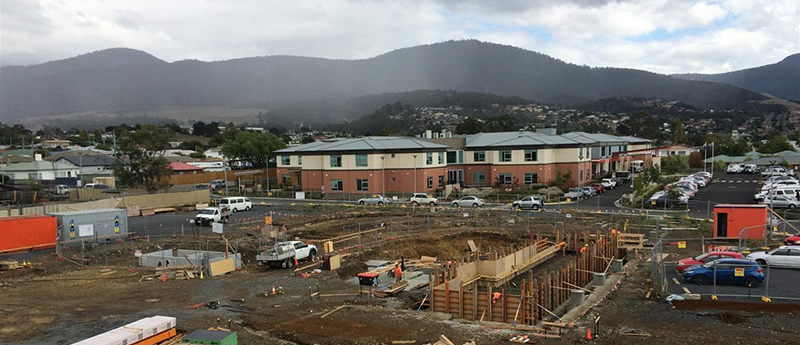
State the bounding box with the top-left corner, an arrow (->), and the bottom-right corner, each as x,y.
356,154 -> 368,167
391,153 -> 396,158
579,170 -> 583,181
356,179 -> 368,191
297,156 -> 302,165
28,173 -> 42,180
524,150 -> 538,162
474,151 -> 486,162
474,172 -> 486,183
601,147 -> 606,156
330,155 -> 342,167
438,175 -> 444,187
427,176 -> 433,188
331,179 -> 343,191
426,152 -> 433,165
447,151 -> 457,164
281,156 -> 290,165
499,173 -> 512,184
499,150 -> 512,162
457,150 -> 464,163
438,152 -> 443,164
524,173 -> 538,185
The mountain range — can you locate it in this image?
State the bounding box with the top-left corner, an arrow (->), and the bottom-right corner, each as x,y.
674,53 -> 799,101
1,40 -> 791,123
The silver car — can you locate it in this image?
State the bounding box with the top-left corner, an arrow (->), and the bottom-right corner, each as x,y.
512,195 -> 543,210
452,196 -> 485,208
747,245 -> 800,268
764,195 -> 800,209
357,194 -> 391,206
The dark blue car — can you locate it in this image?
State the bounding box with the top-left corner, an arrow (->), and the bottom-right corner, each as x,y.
682,258 -> 764,287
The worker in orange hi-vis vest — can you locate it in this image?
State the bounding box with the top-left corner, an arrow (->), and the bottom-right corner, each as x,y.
394,264 -> 403,283
492,292 -> 502,303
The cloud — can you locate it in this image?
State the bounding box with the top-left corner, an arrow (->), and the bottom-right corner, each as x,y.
0,0 -> 797,75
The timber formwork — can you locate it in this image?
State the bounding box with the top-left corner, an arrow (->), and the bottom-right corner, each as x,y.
429,230 -> 619,325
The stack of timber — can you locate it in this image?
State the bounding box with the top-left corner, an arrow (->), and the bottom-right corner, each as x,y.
617,233 -> 644,249
375,280 -> 409,298
0,260 -> 22,271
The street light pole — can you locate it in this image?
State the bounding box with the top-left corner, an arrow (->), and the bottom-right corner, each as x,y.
413,154 -> 418,194
381,156 -> 386,197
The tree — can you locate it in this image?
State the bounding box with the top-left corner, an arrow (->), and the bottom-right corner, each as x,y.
758,134 -> 794,154
660,155 -> 689,174
671,119 -> 685,144
456,116 -> 486,134
688,152 -> 704,168
622,112 -> 661,141
111,124 -> 173,192
301,136 -> 316,144
221,131 -> 286,168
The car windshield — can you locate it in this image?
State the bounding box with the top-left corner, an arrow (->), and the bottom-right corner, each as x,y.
693,253 -> 708,261
200,209 -> 216,215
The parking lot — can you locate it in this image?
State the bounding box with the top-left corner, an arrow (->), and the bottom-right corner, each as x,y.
665,261 -> 800,301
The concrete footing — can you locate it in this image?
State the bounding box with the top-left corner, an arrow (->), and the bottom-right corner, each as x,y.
611,259 -> 624,273
592,273 -> 606,287
570,289 -> 585,307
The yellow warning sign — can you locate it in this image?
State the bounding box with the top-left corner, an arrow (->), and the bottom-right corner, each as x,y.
678,241 -> 686,249
735,267 -> 745,277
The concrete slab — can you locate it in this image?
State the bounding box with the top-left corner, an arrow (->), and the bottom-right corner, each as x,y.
365,260 -> 391,270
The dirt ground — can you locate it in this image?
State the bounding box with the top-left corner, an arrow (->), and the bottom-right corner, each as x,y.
2,210 -> 799,345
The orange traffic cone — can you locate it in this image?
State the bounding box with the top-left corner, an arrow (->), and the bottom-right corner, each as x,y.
586,328 -> 592,340
162,274 -> 166,282
271,286 -> 277,295
294,258 -> 299,266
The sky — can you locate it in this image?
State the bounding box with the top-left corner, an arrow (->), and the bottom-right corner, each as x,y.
1,0 -> 798,74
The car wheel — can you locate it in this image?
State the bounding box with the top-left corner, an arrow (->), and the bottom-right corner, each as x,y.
285,258 -> 294,269
359,201 -> 365,206
790,204 -> 797,209
745,277 -> 759,288
411,201 -> 419,206
378,201 -> 384,206
452,202 -> 458,207
756,259 -> 767,267
694,275 -> 707,285
472,203 -> 479,208
232,208 -> 238,213
533,205 -> 540,210
429,202 -> 436,206
309,249 -> 317,262
245,206 -> 251,211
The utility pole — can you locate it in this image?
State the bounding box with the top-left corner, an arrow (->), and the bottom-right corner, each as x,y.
381,156 -> 386,197
413,154 -> 418,194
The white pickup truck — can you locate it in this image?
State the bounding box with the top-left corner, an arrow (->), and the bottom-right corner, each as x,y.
256,241 -> 318,269
194,207 -> 231,226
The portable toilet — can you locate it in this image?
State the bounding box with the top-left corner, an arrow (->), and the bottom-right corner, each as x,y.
713,204 -> 768,239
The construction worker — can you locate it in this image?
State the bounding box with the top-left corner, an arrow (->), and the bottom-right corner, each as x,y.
394,264 -> 403,283
492,292 -> 501,304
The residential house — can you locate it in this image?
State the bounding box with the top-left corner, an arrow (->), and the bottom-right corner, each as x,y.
0,155 -> 80,181
170,162 -> 204,175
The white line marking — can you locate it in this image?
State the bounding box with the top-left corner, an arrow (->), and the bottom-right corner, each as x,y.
682,287 -> 691,294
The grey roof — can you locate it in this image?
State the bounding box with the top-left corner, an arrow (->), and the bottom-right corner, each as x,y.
748,157 -> 800,166
275,137 -> 449,154
560,132 -> 627,145
466,131 -> 579,148
57,155 -> 116,167
0,160 -> 78,172
616,136 -> 653,144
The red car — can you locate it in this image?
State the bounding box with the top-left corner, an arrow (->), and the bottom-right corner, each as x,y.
676,251 -> 743,273
786,234 -> 800,245
591,183 -> 605,193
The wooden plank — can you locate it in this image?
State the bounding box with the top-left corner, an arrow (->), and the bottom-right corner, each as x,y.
320,305 -> 348,319
209,257 -> 235,276
328,255 -> 341,270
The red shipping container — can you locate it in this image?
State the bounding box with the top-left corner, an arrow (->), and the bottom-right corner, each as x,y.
713,204 -> 768,240
0,215 -> 58,254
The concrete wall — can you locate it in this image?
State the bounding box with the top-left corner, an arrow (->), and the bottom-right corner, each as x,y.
140,249 -> 243,268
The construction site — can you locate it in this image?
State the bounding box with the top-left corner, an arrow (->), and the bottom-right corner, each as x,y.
2,204 -> 800,345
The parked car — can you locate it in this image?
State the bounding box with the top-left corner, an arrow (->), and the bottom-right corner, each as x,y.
785,234 -> 800,245
680,176 -> 707,187
83,183 -> 109,189
746,245 -> 800,268
615,171 -> 631,183
755,187 -> 800,203
649,189 -> 689,206
726,164 -> 743,173
256,241 -> 318,269
512,195 -> 543,210
409,193 -> 439,206
218,197 -> 252,213
564,188 -> 584,200
452,196 -> 484,208
743,164 -> 760,174
601,178 -> 617,189
676,251 -> 743,273
761,179 -> 800,191
763,195 -> 800,209
682,259 -> 764,287
52,184 -> 70,195
762,166 -> 794,177
694,171 -> 713,179
580,186 -> 596,197
357,194 -> 391,206
591,183 -> 605,194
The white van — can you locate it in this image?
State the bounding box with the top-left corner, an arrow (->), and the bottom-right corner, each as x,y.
631,160 -> 645,173
219,197 -> 252,213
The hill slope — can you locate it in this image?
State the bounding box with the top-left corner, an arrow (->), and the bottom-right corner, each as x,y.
674,54 -> 800,101
0,40 -> 769,121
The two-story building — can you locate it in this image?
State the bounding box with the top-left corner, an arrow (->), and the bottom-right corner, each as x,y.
275,137 -> 449,194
